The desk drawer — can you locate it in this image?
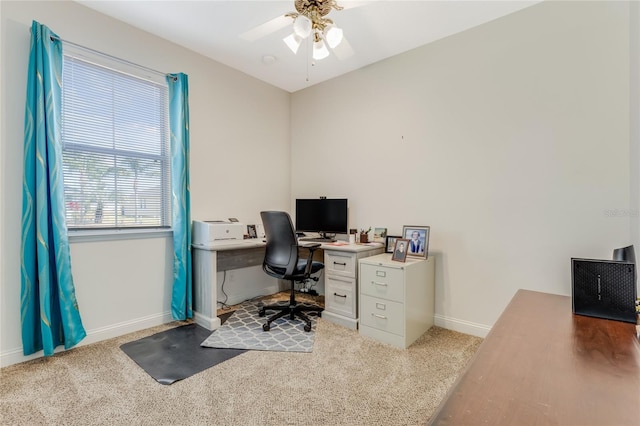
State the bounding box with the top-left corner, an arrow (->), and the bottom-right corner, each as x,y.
325,251 -> 357,278
359,264 -> 404,302
360,294 -> 404,335
325,275 -> 356,318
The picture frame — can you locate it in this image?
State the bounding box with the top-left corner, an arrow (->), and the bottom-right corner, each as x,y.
391,238 -> 409,262
385,235 -> 401,253
247,224 -> 257,238
402,225 -> 430,259
373,227 -> 388,244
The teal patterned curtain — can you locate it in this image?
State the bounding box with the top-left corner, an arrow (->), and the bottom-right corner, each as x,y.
167,73 -> 193,320
21,21 -> 86,356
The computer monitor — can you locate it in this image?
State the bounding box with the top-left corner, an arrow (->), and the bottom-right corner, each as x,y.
295,198 -> 348,240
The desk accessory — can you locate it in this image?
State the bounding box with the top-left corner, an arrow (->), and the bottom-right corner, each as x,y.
385,235 -> 401,253
402,225 -> 430,259
391,238 -> 409,262
373,227 -> 387,243
571,258 -> 636,323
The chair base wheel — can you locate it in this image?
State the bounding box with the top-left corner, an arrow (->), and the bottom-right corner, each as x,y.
258,309 -> 265,317
304,324 -> 311,332
263,323 -> 270,331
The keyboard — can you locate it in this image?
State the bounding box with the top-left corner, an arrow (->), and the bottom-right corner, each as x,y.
299,237 -> 336,243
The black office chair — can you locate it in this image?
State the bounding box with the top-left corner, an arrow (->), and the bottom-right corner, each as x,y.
259,211 -> 324,332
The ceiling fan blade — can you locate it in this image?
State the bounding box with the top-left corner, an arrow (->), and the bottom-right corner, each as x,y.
332,36 -> 354,60
340,1 -> 370,11
239,15 -> 291,42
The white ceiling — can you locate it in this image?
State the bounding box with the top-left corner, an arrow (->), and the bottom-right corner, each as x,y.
76,1 -> 542,93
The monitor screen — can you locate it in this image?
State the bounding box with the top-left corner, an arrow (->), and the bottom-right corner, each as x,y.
295,198 -> 348,236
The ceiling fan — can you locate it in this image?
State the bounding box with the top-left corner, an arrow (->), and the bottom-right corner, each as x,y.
240,0 -> 365,61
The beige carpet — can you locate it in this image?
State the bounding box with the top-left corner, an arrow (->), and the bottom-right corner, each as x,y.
1,311 -> 482,425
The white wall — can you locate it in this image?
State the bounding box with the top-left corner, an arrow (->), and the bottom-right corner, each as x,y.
1,1 -> 290,367
631,1 -> 640,250
291,0 -> 637,336
2,0 -> 638,367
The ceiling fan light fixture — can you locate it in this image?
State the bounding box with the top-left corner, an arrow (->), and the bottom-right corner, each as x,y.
283,33 -> 302,54
325,25 -> 343,49
312,39 -> 330,60
292,15 -> 312,39
286,1 -> 344,61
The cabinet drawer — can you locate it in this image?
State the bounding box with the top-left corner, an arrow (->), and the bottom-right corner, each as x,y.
325,276 -> 356,318
360,294 -> 404,335
359,264 -> 404,302
325,251 -> 357,278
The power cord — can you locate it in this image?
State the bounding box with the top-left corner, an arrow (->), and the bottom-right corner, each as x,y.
297,269 -> 323,295
217,270 -> 230,310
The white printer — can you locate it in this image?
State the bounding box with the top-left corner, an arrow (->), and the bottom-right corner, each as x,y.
192,220 -> 245,245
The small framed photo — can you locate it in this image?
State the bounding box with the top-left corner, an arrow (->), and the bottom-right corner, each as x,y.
402,225 -> 430,259
247,224 -> 257,238
373,227 -> 387,243
385,235 -> 401,253
391,238 -> 409,262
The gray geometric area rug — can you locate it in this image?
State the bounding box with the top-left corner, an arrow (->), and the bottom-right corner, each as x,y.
201,299 -> 320,352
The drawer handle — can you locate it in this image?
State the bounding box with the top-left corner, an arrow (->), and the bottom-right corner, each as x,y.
333,261 -> 347,266
329,277 -> 352,284
371,281 -> 388,287
376,270 -> 386,277
333,292 -> 347,298
372,313 -> 387,320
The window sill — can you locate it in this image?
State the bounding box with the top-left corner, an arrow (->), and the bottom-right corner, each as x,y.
68,228 -> 173,243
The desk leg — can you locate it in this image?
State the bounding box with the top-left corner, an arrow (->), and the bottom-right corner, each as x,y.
193,248 -> 222,330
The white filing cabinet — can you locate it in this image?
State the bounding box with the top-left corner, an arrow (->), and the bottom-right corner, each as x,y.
322,245 -> 384,329
358,253 -> 435,348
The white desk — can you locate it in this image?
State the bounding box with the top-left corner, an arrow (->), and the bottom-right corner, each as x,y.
320,242 -> 385,329
192,239 -> 266,330
192,239 -> 383,330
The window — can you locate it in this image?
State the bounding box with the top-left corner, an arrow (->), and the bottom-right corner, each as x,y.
61,51 -> 171,230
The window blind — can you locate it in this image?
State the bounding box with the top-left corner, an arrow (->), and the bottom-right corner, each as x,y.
61,54 -> 171,229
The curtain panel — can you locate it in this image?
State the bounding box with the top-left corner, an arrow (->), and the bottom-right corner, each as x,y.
167,73 -> 193,320
21,21 -> 86,356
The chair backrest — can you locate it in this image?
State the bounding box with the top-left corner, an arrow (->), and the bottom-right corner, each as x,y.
260,211 -> 299,278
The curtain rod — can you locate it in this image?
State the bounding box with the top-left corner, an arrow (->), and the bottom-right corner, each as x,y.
47,34 -> 168,79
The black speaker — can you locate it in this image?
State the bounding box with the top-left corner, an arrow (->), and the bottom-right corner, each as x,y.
571,258 -> 636,323
613,245 -> 636,263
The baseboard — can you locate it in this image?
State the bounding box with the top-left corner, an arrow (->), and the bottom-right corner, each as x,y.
1,311 -> 173,368
434,314 -> 491,338
321,311 -> 358,330
194,310 -> 222,331
2,310 -> 492,367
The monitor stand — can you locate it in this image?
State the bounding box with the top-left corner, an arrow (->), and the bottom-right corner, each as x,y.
299,232 -> 336,243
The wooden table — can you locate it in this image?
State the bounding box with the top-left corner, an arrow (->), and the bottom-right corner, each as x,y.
429,289 -> 640,425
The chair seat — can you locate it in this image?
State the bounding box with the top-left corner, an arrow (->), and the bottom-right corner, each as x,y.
295,260 -> 324,276
265,260 -> 324,279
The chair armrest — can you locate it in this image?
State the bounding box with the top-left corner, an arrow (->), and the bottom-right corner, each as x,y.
299,242 -> 321,251
299,242 -> 321,276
